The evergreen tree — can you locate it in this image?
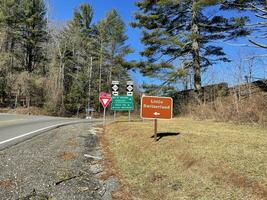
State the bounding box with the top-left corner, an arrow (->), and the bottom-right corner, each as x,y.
95,10 -> 133,93
0,0 -> 20,53
55,4 -> 95,114
0,0 -> 21,102
0,1 -> 132,114
104,10 -> 133,84
222,0 -> 267,49
49,4 -> 133,114
132,0 -> 249,92
18,0 -> 47,73
0,0 -> 48,109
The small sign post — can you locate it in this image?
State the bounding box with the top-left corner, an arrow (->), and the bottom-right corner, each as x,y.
154,119 -> 158,141
126,81 -> 134,121
85,107 -> 94,119
141,96 -> 173,141
99,92 -> 112,125
112,81 -> 119,120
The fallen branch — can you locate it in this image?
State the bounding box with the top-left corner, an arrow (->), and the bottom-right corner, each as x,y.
55,172 -> 83,186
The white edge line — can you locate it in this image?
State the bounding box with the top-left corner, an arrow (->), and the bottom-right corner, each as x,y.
0,120 -> 85,146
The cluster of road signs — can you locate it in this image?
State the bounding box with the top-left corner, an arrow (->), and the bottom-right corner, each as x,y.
100,85 -> 173,120
100,80 -> 173,141
100,81 -> 134,124
111,81 -> 134,111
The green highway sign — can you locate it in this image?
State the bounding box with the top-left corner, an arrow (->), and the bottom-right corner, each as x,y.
112,96 -> 134,111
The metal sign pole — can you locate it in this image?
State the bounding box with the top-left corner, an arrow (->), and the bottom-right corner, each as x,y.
154,119 -> 158,141
114,110 -> 116,121
128,110 -> 131,122
103,108 -> 106,126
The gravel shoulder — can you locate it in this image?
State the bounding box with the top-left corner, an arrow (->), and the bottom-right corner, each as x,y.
0,122 -> 119,200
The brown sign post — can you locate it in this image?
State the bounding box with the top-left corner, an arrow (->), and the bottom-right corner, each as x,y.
141,96 -> 173,141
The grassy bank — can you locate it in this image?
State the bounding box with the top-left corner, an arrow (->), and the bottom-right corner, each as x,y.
103,118 -> 267,200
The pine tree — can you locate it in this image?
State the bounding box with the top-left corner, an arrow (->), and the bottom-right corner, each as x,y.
0,0 -> 21,102
132,0 -> 249,92
222,0 -> 267,49
58,4 -> 95,113
18,0 -> 47,73
95,10 -> 133,94
104,10 -> 133,84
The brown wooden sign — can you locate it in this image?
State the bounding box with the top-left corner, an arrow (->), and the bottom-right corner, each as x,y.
141,96 -> 173,119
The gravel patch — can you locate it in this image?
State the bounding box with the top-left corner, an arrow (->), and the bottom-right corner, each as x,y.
0,123 -> 119,200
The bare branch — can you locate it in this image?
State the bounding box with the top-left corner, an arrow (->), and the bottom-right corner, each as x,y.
255,14 -> 267,19
250,3 -> 267,14
218,41 -> 256,48
244,54 -> 267,61
249,39 -> 267,49
246,22 -> 267,27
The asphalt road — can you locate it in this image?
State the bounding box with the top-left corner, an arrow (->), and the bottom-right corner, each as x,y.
0,113 -> 95,150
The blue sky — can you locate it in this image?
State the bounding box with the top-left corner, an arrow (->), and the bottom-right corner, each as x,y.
48,0 -> 267,88
49,0 -> 143,61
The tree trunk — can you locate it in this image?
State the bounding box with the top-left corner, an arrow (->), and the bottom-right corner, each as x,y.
27,96 -> 30,115
15,90 -> 19,108
87,57 -> 93,111
26,47 -> 34,73
191,1 -> 201,91
99,41 -> 103,94
60,61 -> 65,116
57,41 -> 66,116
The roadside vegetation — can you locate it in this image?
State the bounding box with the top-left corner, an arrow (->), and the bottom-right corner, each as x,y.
103,117 -> 267,200
180,91 -> 267,127
132,0 -> 267,126
0,1 -> 267,199
0,0 -> 133,116
0,0 -> 267,127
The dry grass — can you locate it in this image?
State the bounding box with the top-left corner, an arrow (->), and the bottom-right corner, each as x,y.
66,137 -> 79,148
99,125 -> 133,200
0,178 -> 15,190
58,152 -> 76,161
189,93 -> 267,127
0,106 -> 51,116
103,118 -> 267,200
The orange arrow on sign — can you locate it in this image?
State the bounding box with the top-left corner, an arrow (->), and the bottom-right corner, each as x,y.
141,96 -> 173,119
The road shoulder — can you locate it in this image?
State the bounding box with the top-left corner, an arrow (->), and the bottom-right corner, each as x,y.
0,123 -> 119,200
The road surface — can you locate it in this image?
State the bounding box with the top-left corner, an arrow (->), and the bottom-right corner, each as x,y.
0,113 -> 96,150
0,116 -> 116,199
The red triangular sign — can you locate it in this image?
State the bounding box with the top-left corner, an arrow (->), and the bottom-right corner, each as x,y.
99,92 -> 112,109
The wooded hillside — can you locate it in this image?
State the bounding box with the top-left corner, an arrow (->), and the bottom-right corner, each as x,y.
0,1 -> 133,116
